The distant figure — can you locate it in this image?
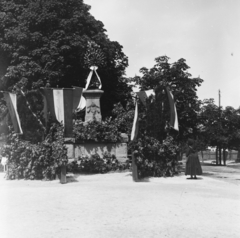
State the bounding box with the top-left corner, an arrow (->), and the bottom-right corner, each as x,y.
185,139 -> 202,179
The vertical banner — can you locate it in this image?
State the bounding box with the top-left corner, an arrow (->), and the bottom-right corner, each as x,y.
41,87 -> 83,137
3,92 -> 23,134
131,100 -> 139,141
131,89 -> 154,141
131,87 -> 179,141
165,87 -> 179,131
53,90 -> 65,124
20,90 -> 46,132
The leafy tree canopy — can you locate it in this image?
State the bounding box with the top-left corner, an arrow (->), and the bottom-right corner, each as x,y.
199,99 -> 240,151
0,0 -> 131,117
131,56 -> 203,144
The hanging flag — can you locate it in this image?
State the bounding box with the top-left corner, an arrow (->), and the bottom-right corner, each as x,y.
165,87 -> 179,131
131,100 -> 139,141
132,87 -> 179,136
20,90 -> 46,132
3,92 -> 23,134
76,66 -> 102,111
41,87 -> 83,137
136,89 -> 155,106
130,89 -> 155,141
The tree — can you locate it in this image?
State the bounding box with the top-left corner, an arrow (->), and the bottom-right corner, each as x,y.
221,106 -> 240,163
0,0 -> 131,118
222,106 -> 240,150
131,56 -> 203,144
198,99 -> 222,164
123,56 -> 204,177
199,99 -> 240,165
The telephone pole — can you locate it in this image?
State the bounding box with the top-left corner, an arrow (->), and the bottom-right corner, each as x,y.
218,89 -> 222,165
219,89 -> 221,108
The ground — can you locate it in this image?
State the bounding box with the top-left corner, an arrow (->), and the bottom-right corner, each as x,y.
0,161 -> 239,238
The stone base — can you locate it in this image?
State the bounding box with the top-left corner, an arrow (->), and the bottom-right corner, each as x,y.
65,142 -> 128,162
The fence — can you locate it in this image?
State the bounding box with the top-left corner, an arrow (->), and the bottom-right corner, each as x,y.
197,150 -> 238,163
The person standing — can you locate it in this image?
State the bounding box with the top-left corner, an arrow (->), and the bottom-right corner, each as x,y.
185,139 -> 202,179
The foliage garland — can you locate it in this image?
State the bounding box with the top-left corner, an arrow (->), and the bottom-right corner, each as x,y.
73,118 -> 122,143
67,152 -> 130,174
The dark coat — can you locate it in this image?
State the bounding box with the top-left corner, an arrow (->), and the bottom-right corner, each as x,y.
185,146 -> 202,176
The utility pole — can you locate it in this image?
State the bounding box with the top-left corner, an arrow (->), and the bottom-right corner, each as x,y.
219,89 -> 221,109
218,90 -> 222,165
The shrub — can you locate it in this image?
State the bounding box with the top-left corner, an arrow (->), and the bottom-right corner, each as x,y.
1,123 -> 67,180
73,118 -> 122,143
129,135 -> 179,178
67,152 -> 130,174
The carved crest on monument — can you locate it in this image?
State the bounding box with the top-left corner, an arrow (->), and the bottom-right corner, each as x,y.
87,102 -> 100,115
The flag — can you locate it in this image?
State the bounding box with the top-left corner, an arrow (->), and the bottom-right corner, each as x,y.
20,90 -> 46,132
134,87 -> 179,133
3,92 -> 23,134
131,89 -> 154,141
136,89 -> 155,106
131,100 -> 139,141
41,87 -> 83,137
165,87 -> 179,131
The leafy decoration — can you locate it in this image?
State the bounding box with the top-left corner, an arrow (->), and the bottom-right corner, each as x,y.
83,41 -> 106,68
73,118 -> 122,143
67,153 -> 130,174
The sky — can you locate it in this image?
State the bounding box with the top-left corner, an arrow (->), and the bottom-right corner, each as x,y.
84,0 -> 240,109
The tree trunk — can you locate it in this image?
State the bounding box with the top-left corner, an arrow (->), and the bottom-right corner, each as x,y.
236,148 -> 240,163
216,146 -> 218,165
132,152 -> 138,182
223,148 -> 226,166
60,165 -> 67,184
219,146 -> 222,165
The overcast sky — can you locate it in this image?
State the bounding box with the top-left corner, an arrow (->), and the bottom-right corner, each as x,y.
84,0 -> 240,109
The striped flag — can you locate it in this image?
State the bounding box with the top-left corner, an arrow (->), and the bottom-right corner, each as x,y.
3,92 -> 23,134
130,87 -> 179,140
165,87 -> 179,131
20,90 -> 46,132
41,87 -> 83,137
131,89 -> 155,141
130,100 -> 139,141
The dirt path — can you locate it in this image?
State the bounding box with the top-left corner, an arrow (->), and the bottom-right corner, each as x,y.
180,160 -> 240,184
0,169 -> 240,238
201,164 -> 240,184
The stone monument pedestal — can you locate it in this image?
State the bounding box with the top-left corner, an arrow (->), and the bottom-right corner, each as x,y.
83,89 -> 104,122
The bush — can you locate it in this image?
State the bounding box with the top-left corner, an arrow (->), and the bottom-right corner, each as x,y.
129,135 -> 179,178
73,118 -> 122,143
1,123 -> 67,180
67,152 -> 130,174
